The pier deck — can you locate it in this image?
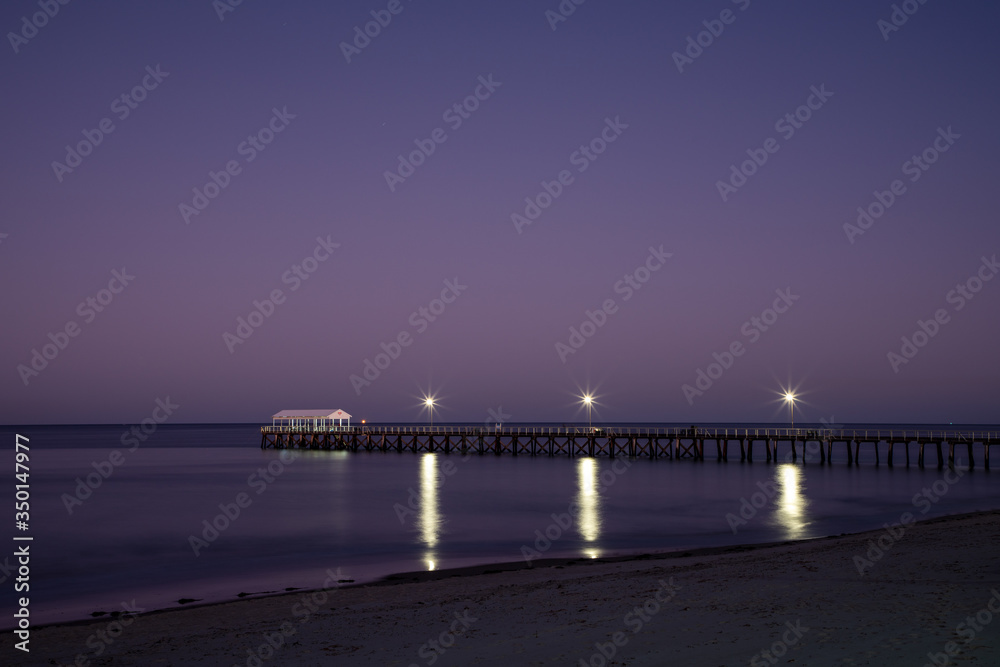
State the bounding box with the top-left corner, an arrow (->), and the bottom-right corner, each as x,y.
260,425 -> 1000,469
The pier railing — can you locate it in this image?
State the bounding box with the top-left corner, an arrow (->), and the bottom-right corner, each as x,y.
259,425 -> 1000,441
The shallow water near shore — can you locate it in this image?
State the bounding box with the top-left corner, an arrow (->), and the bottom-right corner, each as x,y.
5,423 -> 1000,626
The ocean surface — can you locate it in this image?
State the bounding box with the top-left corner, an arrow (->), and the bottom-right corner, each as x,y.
2,423 -> 999,627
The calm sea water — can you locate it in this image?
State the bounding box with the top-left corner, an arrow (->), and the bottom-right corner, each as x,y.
3,423 -> 999,627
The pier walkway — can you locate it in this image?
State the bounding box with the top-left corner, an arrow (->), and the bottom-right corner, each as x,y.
260,425 -> 1000,469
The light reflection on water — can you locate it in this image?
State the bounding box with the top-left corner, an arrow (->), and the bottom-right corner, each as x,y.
577,458 -> 602,558
775,464 -> 810,540
420,453 -> 440,569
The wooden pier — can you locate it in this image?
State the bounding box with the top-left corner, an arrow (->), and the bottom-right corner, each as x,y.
260,425 -> 1000,469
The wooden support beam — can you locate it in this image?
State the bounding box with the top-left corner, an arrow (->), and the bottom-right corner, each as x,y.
254,426 -> 1000,472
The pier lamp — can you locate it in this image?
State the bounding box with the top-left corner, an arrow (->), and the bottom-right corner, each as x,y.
583,394 -> 593,430
425,397 -> 435,427
784,392 -> 796,429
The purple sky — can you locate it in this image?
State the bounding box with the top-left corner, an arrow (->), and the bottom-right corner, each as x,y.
2,1 -> 998,425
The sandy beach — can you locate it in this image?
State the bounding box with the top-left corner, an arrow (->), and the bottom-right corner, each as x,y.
13,509 -> 1000,666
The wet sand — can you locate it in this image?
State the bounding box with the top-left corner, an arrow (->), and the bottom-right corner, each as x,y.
11,510 -> 1000,666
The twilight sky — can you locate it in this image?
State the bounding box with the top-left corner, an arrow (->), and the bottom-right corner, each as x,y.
1,0 -> 998,425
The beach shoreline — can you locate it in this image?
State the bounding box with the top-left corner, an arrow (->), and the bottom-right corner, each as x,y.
11,508 -> 1000,665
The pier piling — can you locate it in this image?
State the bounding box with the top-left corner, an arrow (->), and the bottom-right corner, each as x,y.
257,426 -> 997,470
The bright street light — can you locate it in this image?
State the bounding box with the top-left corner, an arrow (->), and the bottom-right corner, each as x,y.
582,394 -> 593,430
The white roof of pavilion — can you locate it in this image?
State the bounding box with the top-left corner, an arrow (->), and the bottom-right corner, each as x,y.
271,410 -> 352,419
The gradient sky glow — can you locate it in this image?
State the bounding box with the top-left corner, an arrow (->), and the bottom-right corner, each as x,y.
2,0 -> 998,425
